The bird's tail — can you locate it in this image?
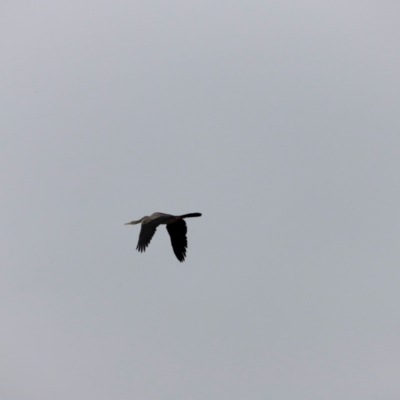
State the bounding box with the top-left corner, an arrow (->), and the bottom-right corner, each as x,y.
179,213 -> 202,219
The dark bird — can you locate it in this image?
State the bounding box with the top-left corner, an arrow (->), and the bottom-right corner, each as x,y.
125,212 -> 202,262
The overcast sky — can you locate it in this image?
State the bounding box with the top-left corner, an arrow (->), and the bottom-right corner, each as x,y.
1,1 -> 400,399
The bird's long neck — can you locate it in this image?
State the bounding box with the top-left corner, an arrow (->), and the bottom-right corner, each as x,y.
179,213 -> 202,219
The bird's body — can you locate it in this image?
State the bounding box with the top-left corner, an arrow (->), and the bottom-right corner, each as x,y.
125,212 -> 201,262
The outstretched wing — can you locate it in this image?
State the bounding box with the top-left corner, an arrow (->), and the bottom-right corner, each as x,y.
136,214 -> 172,252
166,219 -> 188,262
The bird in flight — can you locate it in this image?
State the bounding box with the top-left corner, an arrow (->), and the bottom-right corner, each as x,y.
125,212 -> 202,262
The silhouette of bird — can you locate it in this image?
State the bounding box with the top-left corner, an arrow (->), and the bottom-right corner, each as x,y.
125,212 -> 202,262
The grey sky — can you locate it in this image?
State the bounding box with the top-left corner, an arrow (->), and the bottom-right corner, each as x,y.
1,1 -> 400,399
